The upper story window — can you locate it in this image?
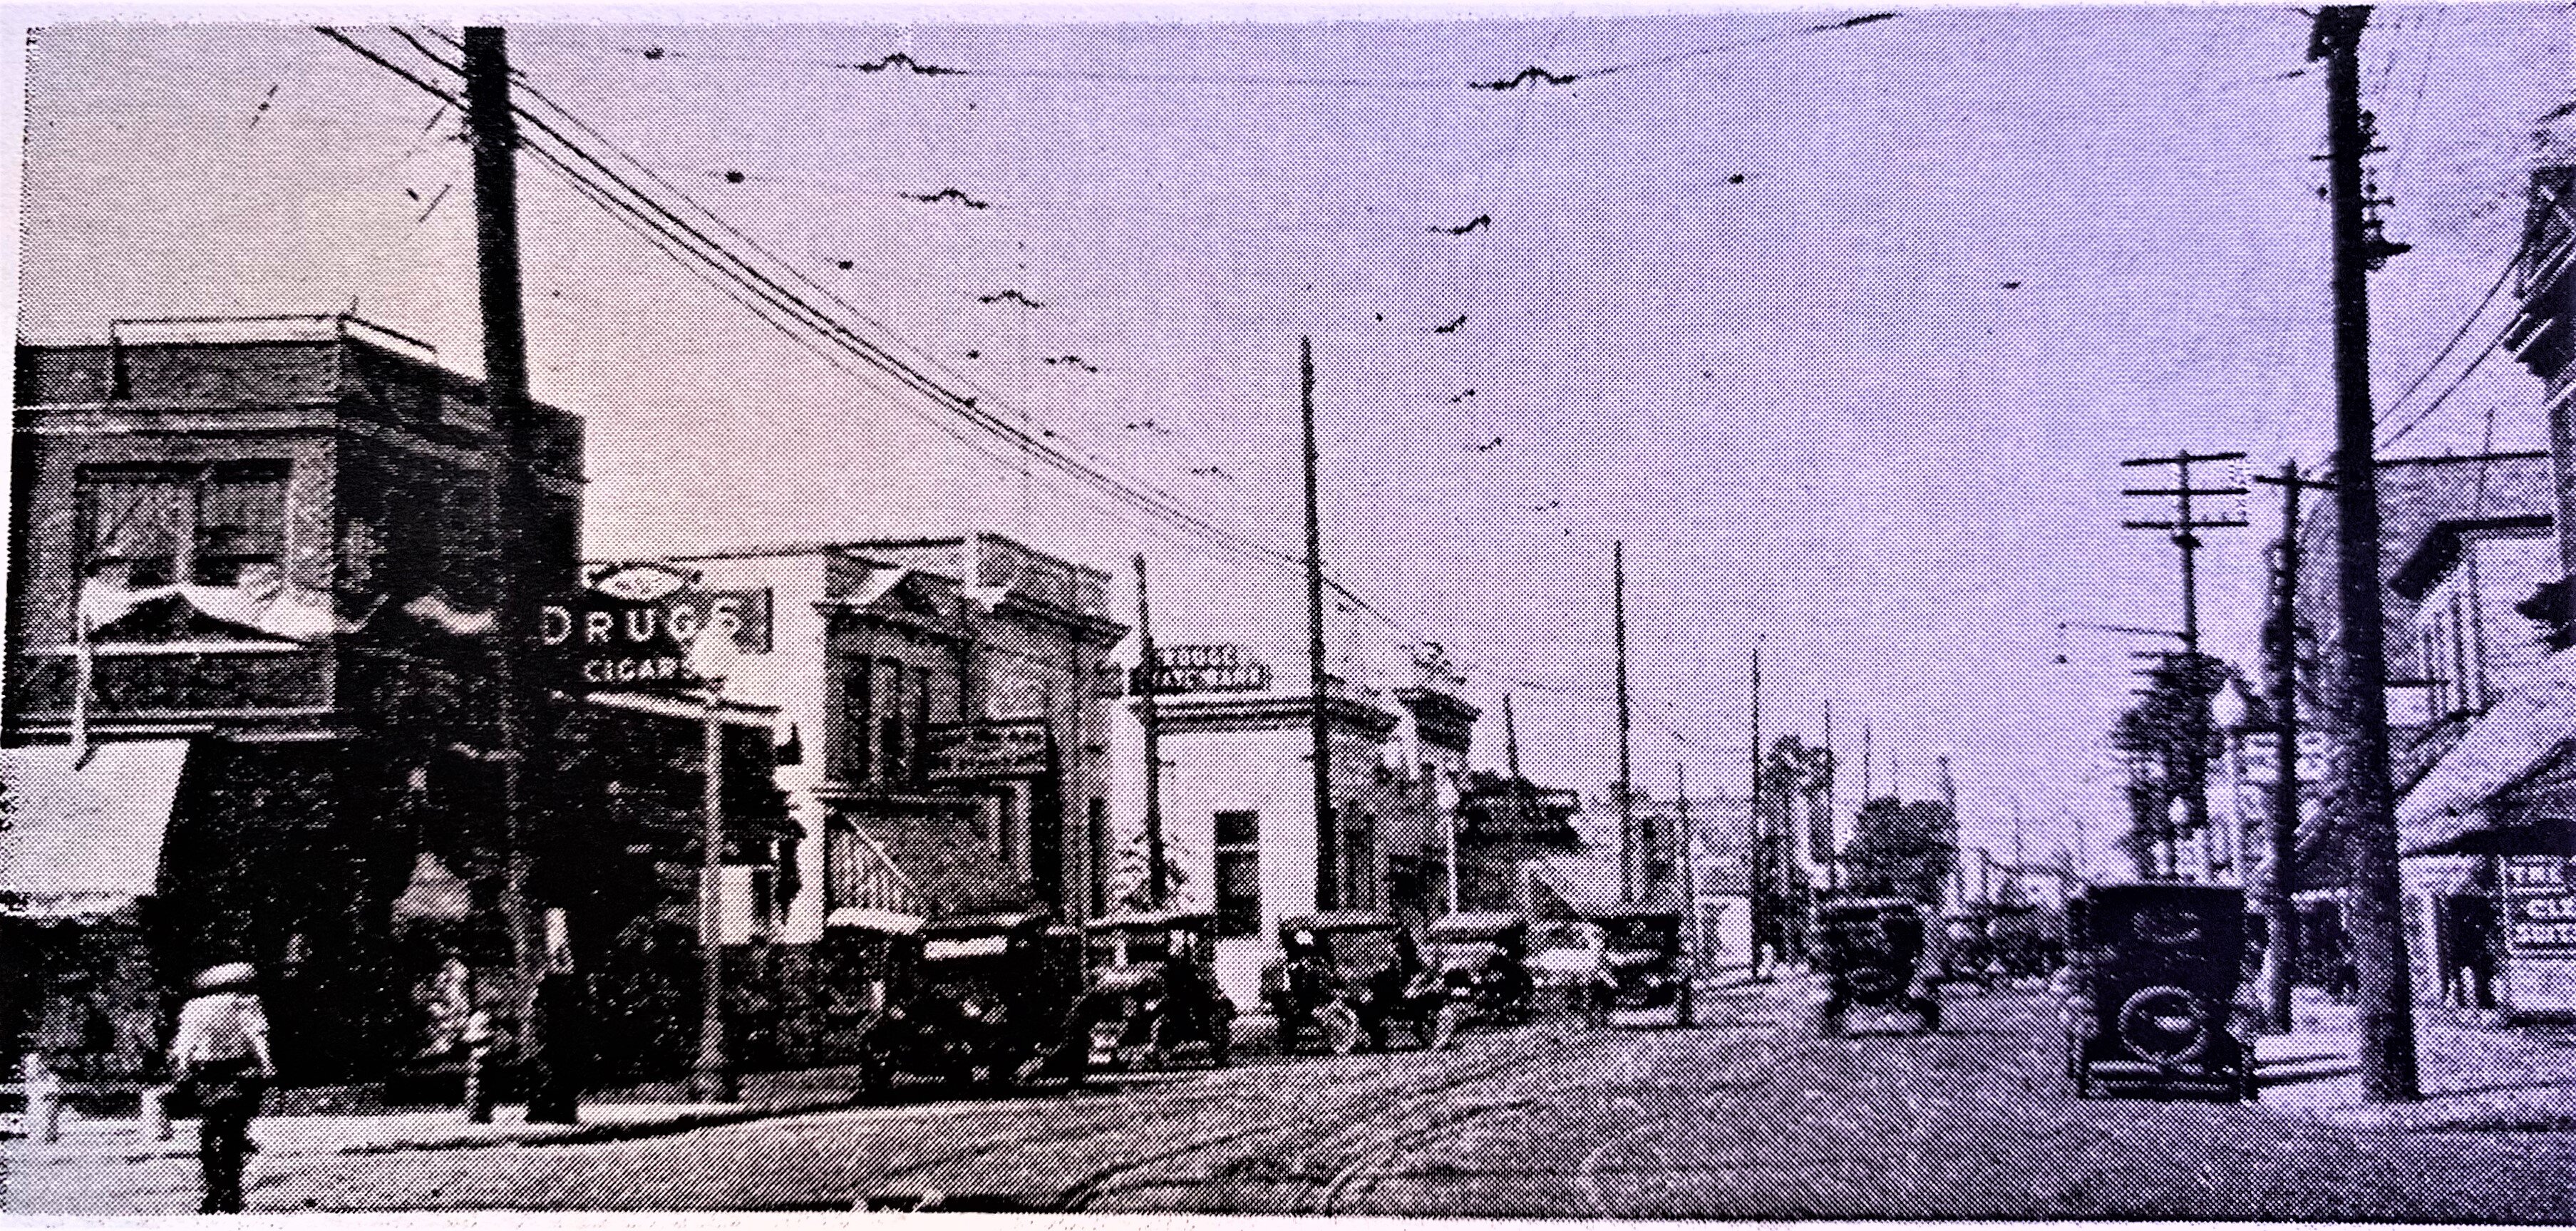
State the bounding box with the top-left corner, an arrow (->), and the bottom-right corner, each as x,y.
78,461 -> 288,587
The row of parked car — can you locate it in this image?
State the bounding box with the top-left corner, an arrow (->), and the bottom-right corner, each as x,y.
833,902 -> 1715,1096
835,881 -> 2260,1103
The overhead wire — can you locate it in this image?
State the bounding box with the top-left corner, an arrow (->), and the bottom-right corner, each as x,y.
334,24 -> 1575,692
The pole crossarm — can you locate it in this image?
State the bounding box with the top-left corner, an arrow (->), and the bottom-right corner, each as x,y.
2121,450 -> 2249,467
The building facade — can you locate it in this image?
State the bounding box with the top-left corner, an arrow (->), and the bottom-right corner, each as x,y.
0,317 -> 805,1086
1,316 -> 592,1083
1110,642 -> 1475,1004
627,536 -> 1125,1061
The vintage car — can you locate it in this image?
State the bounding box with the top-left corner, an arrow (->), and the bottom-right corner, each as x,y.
1531,920 -> 1608,1014
1586,908 -> 1695,1028
1075,910 -> 1235,1071
1423,912 -> 1536,1047
1262,911 -> 1440,1054
1810,895 -> 1941,1036
2061,883 -> 2257,1101
848,911 -> 1087,1095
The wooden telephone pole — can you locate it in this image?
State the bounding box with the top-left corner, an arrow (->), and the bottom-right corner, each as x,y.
2122,448 -> 2248,878
1302,337 -> 1338,910
1134,555 -> 1168,910
2252,462 -> 2333,1034
1614,541 -> 1635,903
2314,4 -> 2418,1100
462,27 -> 587,1113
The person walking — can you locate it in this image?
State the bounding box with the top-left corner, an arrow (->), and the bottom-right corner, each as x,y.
168,963 -> 274,1214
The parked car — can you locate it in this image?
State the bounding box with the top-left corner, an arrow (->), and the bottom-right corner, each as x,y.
1423,912 -> 1536,1048
1262,911 -> 1439,1053
2061,882 -> 2257,1101
1075,910 -> 1235,1071
848,911 -> 1087,1096
1532,920 -> 1609,1014
1587,908 -> 1695,1028
1810,895 -> 1940,1036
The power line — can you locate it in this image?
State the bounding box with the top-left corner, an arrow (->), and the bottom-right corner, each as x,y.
331,26 -> 1612,715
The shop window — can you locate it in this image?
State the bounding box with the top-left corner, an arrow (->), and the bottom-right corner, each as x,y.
1088,798 -> 1111,918
1340,813 -> 1378,911
1215,809 -> 1259,937
841,660 -> 874,782
78,460 -> 287,587
877,659 -> 910,783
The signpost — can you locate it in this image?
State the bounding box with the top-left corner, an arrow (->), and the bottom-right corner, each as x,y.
528,562 -> 776,1104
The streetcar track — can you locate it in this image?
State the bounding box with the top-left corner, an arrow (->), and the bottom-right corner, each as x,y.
1579,984 -> 1818,1217
1312,1096 -> 1546,1215
1056,1031 -> 1567,1211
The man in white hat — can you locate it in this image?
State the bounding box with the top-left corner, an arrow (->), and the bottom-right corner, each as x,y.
168,963 -> 274,1213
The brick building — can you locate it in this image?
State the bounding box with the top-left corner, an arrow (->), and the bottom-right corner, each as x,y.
1,316 -> 795,1085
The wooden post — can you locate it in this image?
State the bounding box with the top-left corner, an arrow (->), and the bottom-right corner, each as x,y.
2314,4 -> 2418,1100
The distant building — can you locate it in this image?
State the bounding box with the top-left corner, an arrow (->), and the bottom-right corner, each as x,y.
1108,642 -> 1475,1004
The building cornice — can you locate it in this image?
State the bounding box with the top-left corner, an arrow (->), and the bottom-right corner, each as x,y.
1147,688 -> 1399,739
1393,686 -> 1482,751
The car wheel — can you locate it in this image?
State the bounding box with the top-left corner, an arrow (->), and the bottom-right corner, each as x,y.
1321,1001 -> 1365,1055
1918,998 -> 1942,1034
1432,1002 -> 1468,1051
1675,989 -> 1696,1029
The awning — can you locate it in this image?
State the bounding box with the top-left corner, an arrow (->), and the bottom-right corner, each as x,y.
0,740 -> 191,920
2398,645 -> 2576,855
824,907 -> 924,934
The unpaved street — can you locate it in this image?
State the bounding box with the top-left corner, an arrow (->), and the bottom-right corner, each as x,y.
30,981 -> 2570,1220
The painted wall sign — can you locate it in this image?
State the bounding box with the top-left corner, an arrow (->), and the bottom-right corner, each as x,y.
1140,643 -> 1274,694
2504,856 -> 2576,953
924,719 -> 1052,779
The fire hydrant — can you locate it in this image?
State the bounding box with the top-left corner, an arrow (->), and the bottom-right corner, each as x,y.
20,1054 -> 62,1143
461,1009 -> 496,1124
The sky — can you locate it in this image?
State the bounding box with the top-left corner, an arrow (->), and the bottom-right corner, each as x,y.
13,6 -> 2573,874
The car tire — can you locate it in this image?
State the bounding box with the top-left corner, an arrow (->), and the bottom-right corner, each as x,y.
1675,989 -> 1696,1029
1432,1002 -> 1468,1051
1321,1001 -> 1365,1056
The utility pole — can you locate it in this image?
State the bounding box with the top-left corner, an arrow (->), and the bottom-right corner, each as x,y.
1614,541 -> 1635,903
2122,448 -> 2248,877
2252,462 -> 2332,1034
1822,699 -> 1839,890
462,26 -> 566,1115
1134,555 -> 1168,910
1748,636 -> 1765,974
1302,336 -> 1337,911
1862,722 -> 1872,804
2315,4 -> 2419,1101
1677,761 -> 1697,974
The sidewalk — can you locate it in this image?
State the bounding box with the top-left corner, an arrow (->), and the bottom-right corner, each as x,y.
2254,989 -> 2576,1131
4,1064 -> 882,1168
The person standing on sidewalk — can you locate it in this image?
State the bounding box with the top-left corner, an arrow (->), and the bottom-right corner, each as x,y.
525,943 -> 592,1125
168,963 -> 274,1214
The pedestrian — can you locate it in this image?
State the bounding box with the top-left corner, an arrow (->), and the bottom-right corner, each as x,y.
168,962 -> 274,1214
525,947 -> 592,1125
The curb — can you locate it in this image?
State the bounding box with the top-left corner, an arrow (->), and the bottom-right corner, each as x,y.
336,1096 -> 876,1155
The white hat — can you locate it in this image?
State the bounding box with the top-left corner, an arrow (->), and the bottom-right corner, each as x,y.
192,962 -> 258,992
